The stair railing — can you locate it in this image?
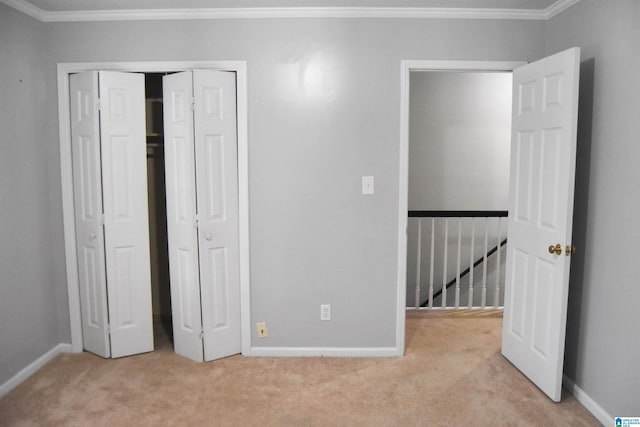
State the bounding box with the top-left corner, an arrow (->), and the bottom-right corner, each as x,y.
407,211 -> 508,310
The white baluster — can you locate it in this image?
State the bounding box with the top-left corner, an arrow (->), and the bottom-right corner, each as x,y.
494,217 -> 503,308
481,217 -> 489,309
428,218 -> 435,309
455,218 -> 462,309
415,218 -> 422,309
468,218 -> 475,308
442,218 -> 448,308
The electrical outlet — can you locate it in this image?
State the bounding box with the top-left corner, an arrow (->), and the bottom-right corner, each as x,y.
256,321 -> 268,338
320,304 -> 331,321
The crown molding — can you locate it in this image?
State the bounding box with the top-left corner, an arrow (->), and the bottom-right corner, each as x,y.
1,0 -> 581,22
39,7 -> 547,22
543,0 -> 582,19
0,0 -> 46,20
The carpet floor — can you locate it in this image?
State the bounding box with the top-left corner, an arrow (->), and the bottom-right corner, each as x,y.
0,310 -> 599,426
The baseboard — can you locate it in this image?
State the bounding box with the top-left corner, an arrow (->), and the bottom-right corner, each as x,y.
0,343 -> 73,399
563,374 -> 612,425
248,346 -> 400,357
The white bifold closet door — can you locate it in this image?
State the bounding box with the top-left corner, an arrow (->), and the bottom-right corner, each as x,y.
70,71 -> 154,359
163,70 -> 241,363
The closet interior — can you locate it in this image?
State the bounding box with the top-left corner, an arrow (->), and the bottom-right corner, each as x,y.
145,73 -> 172,346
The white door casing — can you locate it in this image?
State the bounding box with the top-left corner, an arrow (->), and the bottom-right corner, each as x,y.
193,70 -> 242,361
501,47 -> 580,402
164,70 -> 241,362
70,71 -> 111,358
163,71 -> 205,362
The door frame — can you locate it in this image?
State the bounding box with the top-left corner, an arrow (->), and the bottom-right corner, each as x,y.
57,61 -> 251,355
396,60 -> 525,354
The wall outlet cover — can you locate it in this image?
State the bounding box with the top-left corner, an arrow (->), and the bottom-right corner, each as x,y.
256,321 -> 268,338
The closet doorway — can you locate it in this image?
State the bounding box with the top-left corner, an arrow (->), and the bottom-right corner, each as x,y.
146,73 -> 172,352
58,61 -> 250,362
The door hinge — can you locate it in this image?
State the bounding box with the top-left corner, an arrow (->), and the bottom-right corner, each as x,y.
190,98 -> 195,111
105,324 -> 110,335
195,214 -> 199,229
96,98 -> 102,111
198,329 -> 204,340
99,213 -> 105,226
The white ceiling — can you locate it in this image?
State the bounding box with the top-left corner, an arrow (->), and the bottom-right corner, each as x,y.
1,0 -> 581,21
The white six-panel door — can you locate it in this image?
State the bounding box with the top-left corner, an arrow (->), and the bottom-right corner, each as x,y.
193,70 -> 241,361
502,47 -> 580,402
99,71 -> 154,358
70,71 -> 154,359
164,70 -> 241,362
163,72 -> 205,362
70,71 -> 111,358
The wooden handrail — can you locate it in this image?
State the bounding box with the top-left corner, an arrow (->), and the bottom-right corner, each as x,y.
409,210 -> 507,218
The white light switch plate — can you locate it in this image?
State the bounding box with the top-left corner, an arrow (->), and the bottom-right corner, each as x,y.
320,304 -> 331,321
362,176 -> 374,195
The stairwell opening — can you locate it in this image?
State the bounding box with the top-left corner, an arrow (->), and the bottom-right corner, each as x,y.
406,71 -> 513,310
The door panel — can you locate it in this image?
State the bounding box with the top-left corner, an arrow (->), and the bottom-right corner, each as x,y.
163,71 -> 205,362
70,71 -> 111,358
193,70 -> 241,361
502,47 -> 580,402
99,71 -> 154,358
207,247 -> 229,330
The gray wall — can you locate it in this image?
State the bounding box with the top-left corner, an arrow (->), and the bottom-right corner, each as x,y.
0,4 -> 70,385
409,71 -> 512,211
546,0 -> 640,415
38,18 -> 545,349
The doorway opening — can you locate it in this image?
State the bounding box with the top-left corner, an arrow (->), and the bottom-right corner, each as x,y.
396,60 -> 525,355
405,70 -> 512,310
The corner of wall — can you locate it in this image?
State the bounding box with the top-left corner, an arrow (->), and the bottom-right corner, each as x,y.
563,375 -> 613,425
0,343 -> 73,399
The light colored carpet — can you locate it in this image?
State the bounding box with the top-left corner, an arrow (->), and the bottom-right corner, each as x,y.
0,310 -> 599,426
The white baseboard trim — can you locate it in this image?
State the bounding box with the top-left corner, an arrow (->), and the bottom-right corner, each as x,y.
563,374 -> 612,426
0,343 -> 73,399
247,346 -> 400,357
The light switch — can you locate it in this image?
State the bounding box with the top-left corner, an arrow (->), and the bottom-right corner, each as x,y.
362,176 -> 374,195
320,304 -> 331,321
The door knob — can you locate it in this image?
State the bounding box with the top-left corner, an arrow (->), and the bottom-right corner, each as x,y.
205,232 -> 213,241
548,244 -> 562,255
88,232 -> 97,240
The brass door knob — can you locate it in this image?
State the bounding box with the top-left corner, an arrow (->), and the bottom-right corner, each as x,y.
548,244 -> 562,255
